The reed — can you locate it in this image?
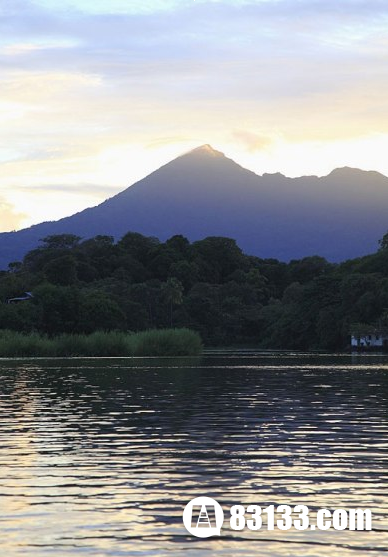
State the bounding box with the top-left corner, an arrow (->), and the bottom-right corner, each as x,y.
0,329 -> 202,357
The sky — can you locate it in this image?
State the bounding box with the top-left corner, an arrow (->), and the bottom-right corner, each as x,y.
1,0 -> 388,231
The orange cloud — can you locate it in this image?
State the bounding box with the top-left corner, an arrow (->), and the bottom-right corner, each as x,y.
233,130 -> 273,152
0,196 -> 27,232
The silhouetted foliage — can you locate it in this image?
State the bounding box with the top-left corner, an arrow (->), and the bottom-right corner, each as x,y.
1,231 -> 388,348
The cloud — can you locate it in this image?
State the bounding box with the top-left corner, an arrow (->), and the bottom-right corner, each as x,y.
1,40 -> 79,56
0,196 -> 27,231
1,1 -> 387,103
18,182 -> 122,197
1,0 -> 387,141
232,130 -> 272,152
1,0 -> 388,228
33,0 -> 190,16
145,136 -> 192,149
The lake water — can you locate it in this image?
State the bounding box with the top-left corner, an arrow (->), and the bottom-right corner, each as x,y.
0,351 -> 387,556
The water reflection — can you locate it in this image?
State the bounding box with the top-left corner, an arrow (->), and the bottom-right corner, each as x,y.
0,352 -> 387,556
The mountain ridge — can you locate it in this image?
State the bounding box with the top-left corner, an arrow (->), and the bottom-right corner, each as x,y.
1,145 -> 388,268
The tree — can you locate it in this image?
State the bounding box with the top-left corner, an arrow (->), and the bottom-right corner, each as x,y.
77,291 -> 127,333
40,234 -> 81,250
316,308 -> 343,349
161,278 -> 183,327
129,281 -> 163,327
117,232 -> 159,264
379,231 -> 388,251
184,283 -> 223,344
0,301 -> 38,332
170,260 -> 199,291
288,256 -> 332,284
148,246 -> 178,281
192,237 -> 246,282
3,227 -> 388,349
8,261 -> 22,273
23,234 -> 81,273
44,255 -> 78,286
32,284 -> 80,335
78,236 -> 116,278
166,234 -> 190,255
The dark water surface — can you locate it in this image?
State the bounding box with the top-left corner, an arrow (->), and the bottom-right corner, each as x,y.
0,351 -> 387,556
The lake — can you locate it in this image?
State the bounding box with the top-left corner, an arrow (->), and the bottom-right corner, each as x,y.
0,351 -> 387,556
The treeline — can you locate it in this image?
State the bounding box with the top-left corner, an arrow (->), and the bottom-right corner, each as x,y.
1,231 -> 388,349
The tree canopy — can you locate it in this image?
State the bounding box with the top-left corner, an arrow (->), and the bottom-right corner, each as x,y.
1,231 -> 388,348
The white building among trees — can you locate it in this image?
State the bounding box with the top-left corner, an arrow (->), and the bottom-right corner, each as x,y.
351,326 -> 388,349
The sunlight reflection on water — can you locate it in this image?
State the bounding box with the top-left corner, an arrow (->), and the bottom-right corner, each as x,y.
0,352 -> 387,556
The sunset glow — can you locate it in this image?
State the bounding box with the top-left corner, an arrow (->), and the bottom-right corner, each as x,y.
1,0 -> 388,230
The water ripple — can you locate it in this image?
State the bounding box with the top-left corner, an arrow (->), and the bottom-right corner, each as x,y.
0,353 -> 387,556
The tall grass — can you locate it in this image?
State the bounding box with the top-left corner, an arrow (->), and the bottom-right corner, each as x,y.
0,328 -> 202,357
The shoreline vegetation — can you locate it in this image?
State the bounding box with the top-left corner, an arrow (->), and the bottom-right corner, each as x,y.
2,231 -> 388,350
0,328 -> 202,358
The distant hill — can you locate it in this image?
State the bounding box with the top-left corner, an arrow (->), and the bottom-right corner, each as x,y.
1,144 -> 388,268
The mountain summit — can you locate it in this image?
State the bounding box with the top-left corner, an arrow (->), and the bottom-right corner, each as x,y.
0,146 -> 388,267
184,144 -> 224,157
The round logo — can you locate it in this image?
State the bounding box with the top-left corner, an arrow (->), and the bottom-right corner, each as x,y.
183,496 -> 224,538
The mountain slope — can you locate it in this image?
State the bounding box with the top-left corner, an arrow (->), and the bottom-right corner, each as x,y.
1,144 -> 388,268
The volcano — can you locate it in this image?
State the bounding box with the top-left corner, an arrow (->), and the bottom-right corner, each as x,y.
1,144 -> 388,267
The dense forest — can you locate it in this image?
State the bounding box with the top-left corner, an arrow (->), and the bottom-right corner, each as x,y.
1,231 -> 388,349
